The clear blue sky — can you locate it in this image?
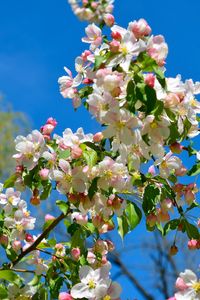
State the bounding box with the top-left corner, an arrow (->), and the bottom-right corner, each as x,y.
0,0 -> 200,299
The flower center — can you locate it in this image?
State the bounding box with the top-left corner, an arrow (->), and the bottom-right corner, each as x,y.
120,44 -> 128,55
103,296 -> 111,300
104,170 -> 113,178
88,279 -> 96,289
192,281 -> 200,293
161,161 -> 167,169
150,121 -> 158,129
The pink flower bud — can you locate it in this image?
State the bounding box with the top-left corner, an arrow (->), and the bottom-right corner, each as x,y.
39,168 -> 49,180
145,74 -> 155,88
185,190 -> 195,205
167,297 -> 176,300
101,255 -> 108,264
25,233 -> 34,243
175,277 -> 188,291
175,166 -> 187,176
71,145 -> 83,159
87,251 -> 96,264
109,40 -> 120,53
55,243 -> 64,251
45,214 -> 55,222
146,213 -> 157,227
169,245 -> 178,256
41,124 -> 54,135
111,31 -> 122,41
82,78 -> 93,84
81,50 -> 92,61
82,0 -> 88,6
130,19 -> 151,38
93,132 -> 104,142
0,235 -> 8,246
170,142 -> 183,154
12,240 -> 22,252
148,165 -> 156,176
188,239 -> 198,250
104,14 -> 115,27
15,165 -> 24,174
105,239 -> 115,252
58,292 -> 73,300
72,212 -> 88,225
46,117 -> 57,127
71,248 -> 81,260
91,2 -> 98,9
157,209 -> 170,223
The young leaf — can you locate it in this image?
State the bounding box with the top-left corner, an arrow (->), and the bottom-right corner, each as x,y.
117,214 -> 129,240
126,202 -> 142,231
3,174 -> 17,188
184,220 -> 199,240
56,200 -> 69,215
142,184 -> 160,215
0,270 -> 21,285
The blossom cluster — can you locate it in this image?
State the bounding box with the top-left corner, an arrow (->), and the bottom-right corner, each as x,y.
0,2 -> 200,299
168,269 -> 200,300
68,0 -> 114,24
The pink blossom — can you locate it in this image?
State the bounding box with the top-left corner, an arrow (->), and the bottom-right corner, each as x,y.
145,73 -> 155,88
188,239 -> 198,250
129,18 -> 151,38
39,168 -> 49,180
58,292 -> 73,300
104,13 -> 115,27
71,248 -> 81,260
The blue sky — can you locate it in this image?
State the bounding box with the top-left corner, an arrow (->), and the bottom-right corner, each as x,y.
0,0 -> 200,299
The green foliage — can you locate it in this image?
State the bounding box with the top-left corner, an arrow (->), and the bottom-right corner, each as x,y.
117,202 -> 142,240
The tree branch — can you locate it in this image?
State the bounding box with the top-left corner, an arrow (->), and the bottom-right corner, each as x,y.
110,253 -> 154,300
9,212 -> 67,268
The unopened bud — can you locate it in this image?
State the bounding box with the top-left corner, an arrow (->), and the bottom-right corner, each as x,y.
104,13 -> 115,27
169,245 -> 178,256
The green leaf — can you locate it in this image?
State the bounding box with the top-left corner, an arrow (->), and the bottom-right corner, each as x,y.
145,85 -> 157,114
40,183 -> 52,200
0,285 -> 8,299
137,52 -> 157,72
94,55 -> 105,70
6,247 -> 18,261
32,287 -> 48,300
58,149 -> 71,160
117,214 -> 129,240
184,220 -> 199,240
71,229 -> 85,249
126,80 -> 137,113
0,270 -> 21,285
163,219 -> 180,235
79,86 -> 93,99
151,101 -> 164,119
187,163 -> 200,176
187,144 -> 197,157
88,177 -> 99,200
142,184 -> 160,215
3,174 -> 17,188
56,200 -> 69,215
153,66 -> 166,88
126,202 -> 142,231
168,123 -> 180,144
83,148 -> 98,167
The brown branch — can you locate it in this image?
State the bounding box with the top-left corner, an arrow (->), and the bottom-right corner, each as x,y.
11,268 -> 46,277
110,253 -> 154,300
9,212 -> 67,268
